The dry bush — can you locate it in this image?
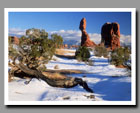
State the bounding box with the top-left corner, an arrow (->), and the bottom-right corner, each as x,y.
110,47 -> 130,66
94,46 -> 109,57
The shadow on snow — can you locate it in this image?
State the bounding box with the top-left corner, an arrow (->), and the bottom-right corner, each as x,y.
38,73 -> 131,101
68,73 -> 131,101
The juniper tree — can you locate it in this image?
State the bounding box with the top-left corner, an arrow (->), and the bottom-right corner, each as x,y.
8,28 -> 93,93
110,47 -> 130,66
51,33 -> 63,48
75,46 -> 90,61
9,28 -> 55,78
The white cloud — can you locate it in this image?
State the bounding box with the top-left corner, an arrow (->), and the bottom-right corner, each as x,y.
48,30 -> 81,43
9,28 -> 131,46
89,33 -> 101,44
49,30 -> 131,46
120,34 -> 131,46
9,28 -> 26,36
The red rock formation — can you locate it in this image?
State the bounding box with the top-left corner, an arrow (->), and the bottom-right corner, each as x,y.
79,18 -> 96,47
79,18 -> 86,31
10,36 -> 19,45
101,22 -> 120,50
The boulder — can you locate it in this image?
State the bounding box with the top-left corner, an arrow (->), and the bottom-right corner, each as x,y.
101,22 -> 120,50
79,18 -> 96,47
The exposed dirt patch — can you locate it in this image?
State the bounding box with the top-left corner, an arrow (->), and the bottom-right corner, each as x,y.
55,49 -> 75,59
45,69 -> 84,74
55,49 -> 75,55
42,72 -> 67,80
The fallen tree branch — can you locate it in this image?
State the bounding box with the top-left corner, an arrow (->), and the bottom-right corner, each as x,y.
13,63 -> 93,93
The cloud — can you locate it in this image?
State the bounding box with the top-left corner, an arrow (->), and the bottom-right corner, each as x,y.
89,33 -> 101,44
9,28 -> 131,46
49,30 -> 131,46
49,30 -> 81,40
48,30 -> 101,45
120,34 -> 131,46
9,28 -> 26,36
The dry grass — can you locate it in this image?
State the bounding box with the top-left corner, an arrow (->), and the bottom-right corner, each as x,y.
55,49 -> 75,55
42,72 -> 67,80
42,69 -> 84,80
55,49 -> 75,59
45,69 -> 83,74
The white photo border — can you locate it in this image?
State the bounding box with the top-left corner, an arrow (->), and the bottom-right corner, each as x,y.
4,8 -> 136,105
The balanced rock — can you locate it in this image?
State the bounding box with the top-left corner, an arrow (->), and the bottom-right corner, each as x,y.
101,22 -> 120,50
79,17 -> 86,31
79,18 -> 96,47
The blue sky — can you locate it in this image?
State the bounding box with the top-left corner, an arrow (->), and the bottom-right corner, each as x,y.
9,12 -> 131,35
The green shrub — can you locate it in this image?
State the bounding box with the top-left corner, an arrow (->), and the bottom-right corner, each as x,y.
75,46 -> 90,61
9,45 -> 18,57
8,36 -> 12,45
9,28 -> 56,70
110,47 -> 130,66
94,46 -> 109,57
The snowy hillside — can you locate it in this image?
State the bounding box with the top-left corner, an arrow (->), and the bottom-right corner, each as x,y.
8,49 -> 131,102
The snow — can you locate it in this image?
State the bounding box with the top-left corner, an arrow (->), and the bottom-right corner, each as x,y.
48,52 -> 130,77
8,49 -> 131,102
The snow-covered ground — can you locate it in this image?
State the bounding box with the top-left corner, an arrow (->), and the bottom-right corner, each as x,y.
8,49 -> 131,101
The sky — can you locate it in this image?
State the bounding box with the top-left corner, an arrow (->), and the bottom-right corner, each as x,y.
8,12 -> 131,45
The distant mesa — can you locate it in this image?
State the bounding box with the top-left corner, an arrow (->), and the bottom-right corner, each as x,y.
79,18 -> 96,47
101,22 -> 121,50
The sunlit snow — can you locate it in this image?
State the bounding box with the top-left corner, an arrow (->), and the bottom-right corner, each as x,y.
8,49 -> 131,101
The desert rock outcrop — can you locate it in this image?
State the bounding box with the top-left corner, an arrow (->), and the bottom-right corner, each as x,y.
79,18 -> 96,47
101,22 -> 120,50
10,36 -> 19,45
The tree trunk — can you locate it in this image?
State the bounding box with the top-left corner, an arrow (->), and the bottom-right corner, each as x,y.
13,63 -> 93,93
